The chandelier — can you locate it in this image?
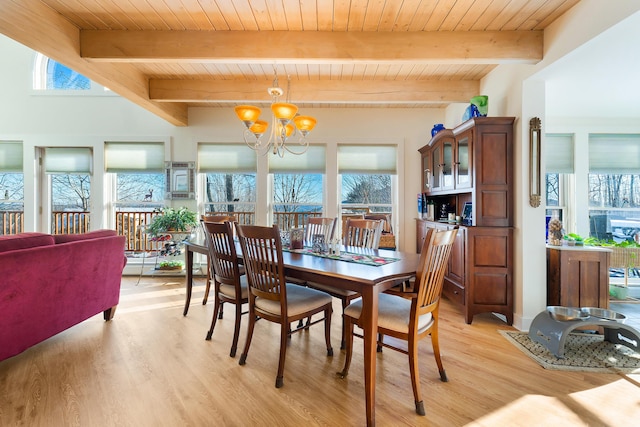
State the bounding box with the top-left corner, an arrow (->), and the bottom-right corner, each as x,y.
234,71 -> 317,157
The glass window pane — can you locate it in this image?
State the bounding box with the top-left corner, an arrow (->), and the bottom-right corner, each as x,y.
0,172 -> 24,235
341,174 -> 392,212
205,173 -> 256,225
51,174 -> 91,234
273,173 -> 323,231
47,61 -> 91,90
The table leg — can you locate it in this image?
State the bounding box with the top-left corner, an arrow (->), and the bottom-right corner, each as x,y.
183,246 -> 194,316
360,286 -> 379,427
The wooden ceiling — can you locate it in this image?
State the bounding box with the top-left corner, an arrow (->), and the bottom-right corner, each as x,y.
0,0 -> 579,126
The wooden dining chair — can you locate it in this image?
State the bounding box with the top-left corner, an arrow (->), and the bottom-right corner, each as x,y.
200,215 -> 236,306
339,227 -> 458,416
343,218 -> 383,249
304,216 -> 337,245
236,224 -> 334,388
202,221 -> 248,358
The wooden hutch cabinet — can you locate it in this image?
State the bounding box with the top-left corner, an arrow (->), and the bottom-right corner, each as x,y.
417,117 -> 515,325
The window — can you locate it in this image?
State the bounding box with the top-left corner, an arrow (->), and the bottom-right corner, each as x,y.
198,144 -> 257,225
588,134 -> 640,242
45,147 -> 93,234
545,134 -> 574,237
338,145 -> 396,215
0,142 -> 24,235
33,53 -> 110,94
269,145 -> 325,231
105,142 -> 166,254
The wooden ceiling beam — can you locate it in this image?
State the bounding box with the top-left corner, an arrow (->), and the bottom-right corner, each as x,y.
149,79 -> 480,104
0,1 -> 188,126
81,30 -> 542,64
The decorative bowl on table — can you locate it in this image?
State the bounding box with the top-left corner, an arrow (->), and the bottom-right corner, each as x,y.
580,307 -> 626,322
547,306 -> 590,321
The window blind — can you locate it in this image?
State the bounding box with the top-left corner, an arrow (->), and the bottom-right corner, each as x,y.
589,134 -> 640,173
198,144 -> 256,173
338,145 -> 397,174
269,145 -> 326,173
0,142 -> 23,172
44,147 -> 92,174
105,141 -> 165,172
545,134 -> 574,173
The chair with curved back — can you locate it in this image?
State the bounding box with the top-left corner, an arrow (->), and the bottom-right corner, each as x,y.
339,227 -> 458,416
305,216 -> 337,245
200,215 -> 236,305
236,224 -> 334,388
202,220 -> 248,357
343,218 -> 383,249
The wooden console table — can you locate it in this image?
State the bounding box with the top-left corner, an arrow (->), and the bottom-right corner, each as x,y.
547,245 -> 612,309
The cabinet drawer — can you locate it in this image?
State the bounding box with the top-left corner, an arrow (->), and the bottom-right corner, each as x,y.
443,279 -> 464,306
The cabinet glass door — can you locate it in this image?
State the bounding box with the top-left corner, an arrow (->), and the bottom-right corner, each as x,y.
431,144 -> 441,189
442,140 -> 453,188
456,135 -> 471,188
422,151 -> 431,191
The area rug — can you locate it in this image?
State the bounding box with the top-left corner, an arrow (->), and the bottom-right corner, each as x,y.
499,330 -> 640,374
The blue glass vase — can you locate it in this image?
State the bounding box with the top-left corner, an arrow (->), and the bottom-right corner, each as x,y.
431,123 -> 445,137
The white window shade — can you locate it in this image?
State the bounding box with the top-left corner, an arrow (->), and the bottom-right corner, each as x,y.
545,134 -> 574,173
338,145 -> 397,174
198,144 -> 256,173
589,134 -> 640,173
105,141 -> 164,172
0,142 -> 23,172
269,145 -> 326,173
44,147 -> 92,174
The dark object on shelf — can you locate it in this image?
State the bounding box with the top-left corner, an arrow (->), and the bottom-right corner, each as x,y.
431,123 -> 445,137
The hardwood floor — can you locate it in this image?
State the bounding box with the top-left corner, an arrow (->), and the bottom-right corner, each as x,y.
1,276 -> 639,426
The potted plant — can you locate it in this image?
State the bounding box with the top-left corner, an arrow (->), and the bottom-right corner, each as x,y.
146,206 -> 198,240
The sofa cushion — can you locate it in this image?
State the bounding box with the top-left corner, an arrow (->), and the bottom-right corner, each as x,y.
0,232 -> 55,253
54,229 -> 117,244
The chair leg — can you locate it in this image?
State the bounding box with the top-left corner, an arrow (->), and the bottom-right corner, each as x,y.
202,260 -> 212,305
408,335 -> 425,416
218,301 -> 225,319
229,302 -> 243,358
205,293 -> 222,340
338,316 -> 355,378
324,307 -> 333,357
276,322 -> 289,388
340,299 -> 349,350
239,306 -> 256,366
431,325 -> 448,382
377,333 -> 384,352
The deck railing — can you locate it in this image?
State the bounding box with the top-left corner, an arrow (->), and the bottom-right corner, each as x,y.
52,211 -> 90,234
2,209 -> 325,252
0,211 -> 24,235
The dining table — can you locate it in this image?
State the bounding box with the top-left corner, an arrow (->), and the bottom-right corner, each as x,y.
183,239 -> 420,426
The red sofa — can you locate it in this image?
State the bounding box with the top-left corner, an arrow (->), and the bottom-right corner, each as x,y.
0,230 -> 127,362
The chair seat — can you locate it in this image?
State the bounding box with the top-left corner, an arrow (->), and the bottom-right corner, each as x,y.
306,281 -> 359,298
344,293 -> 433,334
219,275 -> 250,300
255,284 -> 332,317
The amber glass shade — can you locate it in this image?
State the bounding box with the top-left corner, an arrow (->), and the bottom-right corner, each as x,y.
249,120 -> 268,137
277,122 -> 295,138
234,105 -> 261,124
293,116 -> 317,133
271,103 -> 298,121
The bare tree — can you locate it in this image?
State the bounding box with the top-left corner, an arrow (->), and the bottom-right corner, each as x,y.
51,174 -> 91,210
273,174 -> 318,212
